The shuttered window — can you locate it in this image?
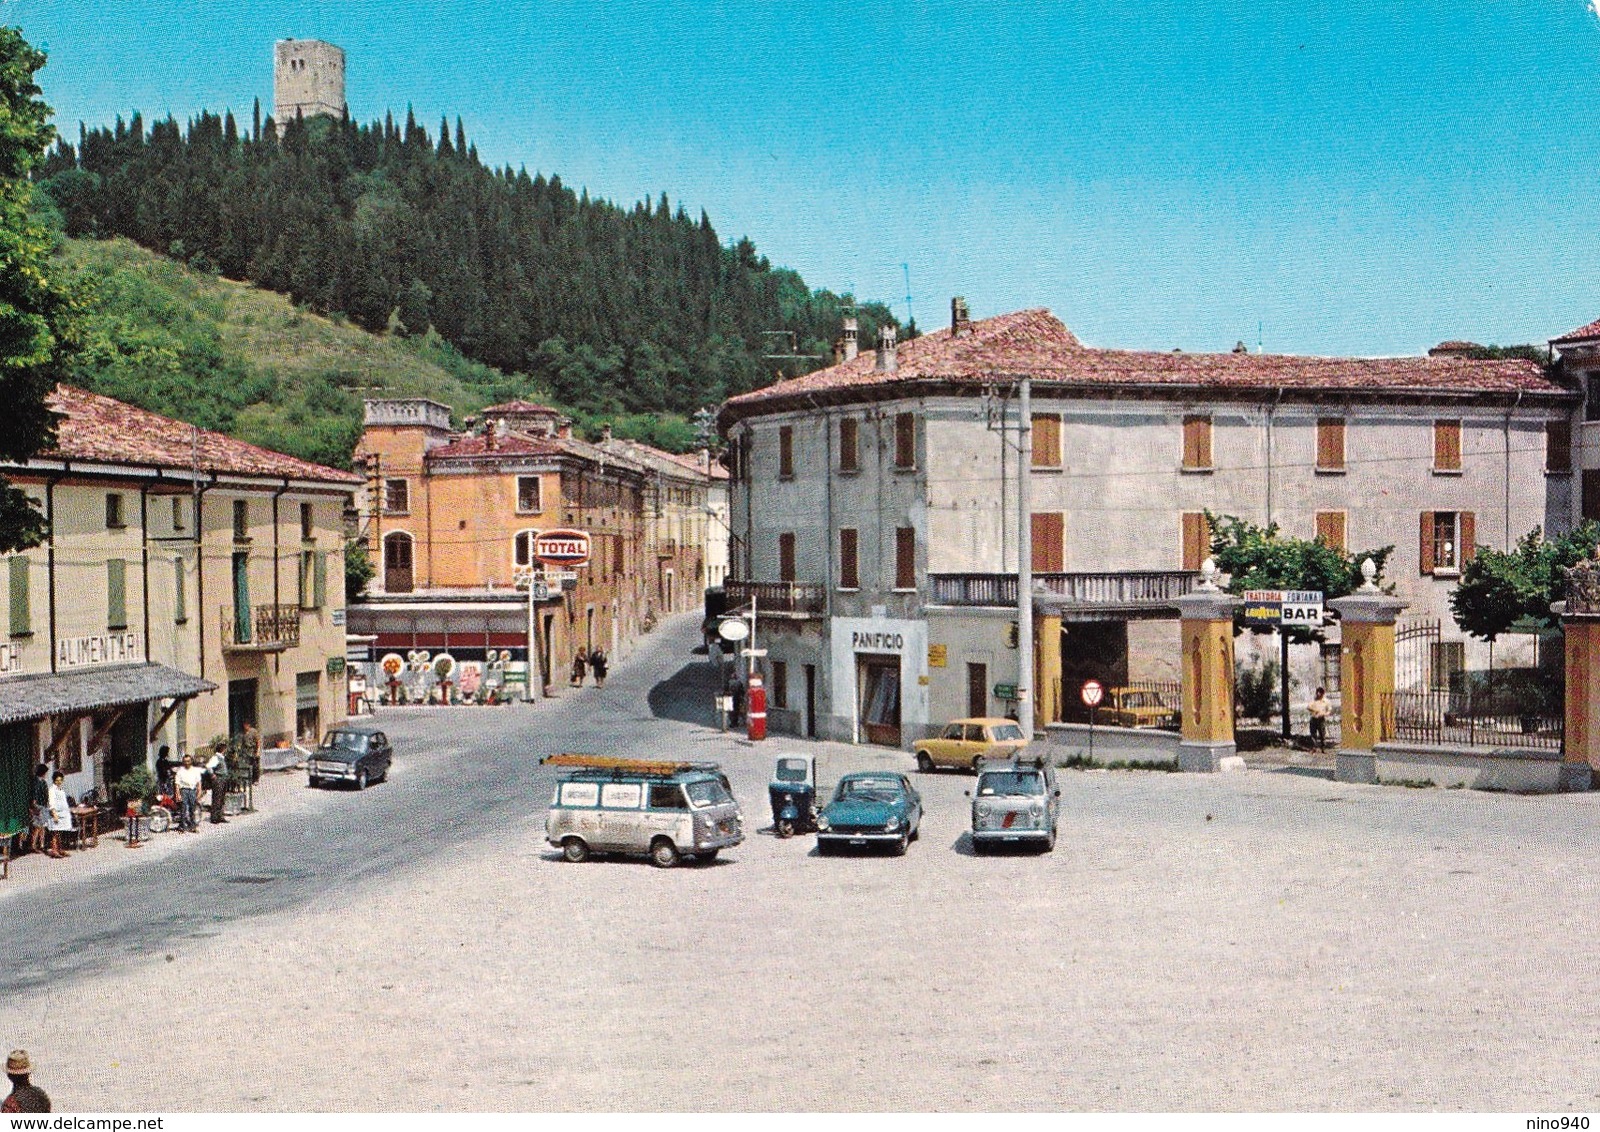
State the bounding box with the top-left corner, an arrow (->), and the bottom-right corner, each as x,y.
1421,511 -> 1475,574
778,426 -> 794,479
1315,511 -> 1347,552
839,418 -> 859,472
1031,512 -> 1065,573
839,528 -> 859,589
300,550 -> 327,609
895,527 -> 916,590
1181,512 -> 1210,571
1548,420 -> 1573,473
1316,418 -> 1346,471
894,413 -> 916,469
107,559 -> 127,630
778,533 -> 796,582
1182,415 -> 1213,470
1031,414 -> 1062,468
315,551 -> 328,610
8,556 -> 28,637
173,556 -> 186,624
1433,420 -> 1462,472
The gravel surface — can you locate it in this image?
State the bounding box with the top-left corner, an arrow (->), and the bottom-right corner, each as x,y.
3,614 -> 1600,1111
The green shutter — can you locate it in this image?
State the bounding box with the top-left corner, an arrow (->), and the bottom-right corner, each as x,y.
8,556 -> 28,637
108,558 -> 127,629
298,551 -> 310,609
173,556 -> 186,623
314,551 -> 327,609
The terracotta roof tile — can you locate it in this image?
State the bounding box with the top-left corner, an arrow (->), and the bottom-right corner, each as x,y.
45,386 -> 362,484
722,309 -> 1565,418
1552,317 -> 1600,344
426,433 -> 563,460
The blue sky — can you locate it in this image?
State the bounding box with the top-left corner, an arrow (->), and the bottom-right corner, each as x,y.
14,0 -> 1600,355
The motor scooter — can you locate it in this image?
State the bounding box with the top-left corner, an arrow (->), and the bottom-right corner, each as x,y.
768,754 -> 817,838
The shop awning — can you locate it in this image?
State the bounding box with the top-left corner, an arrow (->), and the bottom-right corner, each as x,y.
0,664 -> 216,725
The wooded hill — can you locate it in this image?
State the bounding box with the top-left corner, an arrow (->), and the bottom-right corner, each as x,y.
40,107 -> 902,431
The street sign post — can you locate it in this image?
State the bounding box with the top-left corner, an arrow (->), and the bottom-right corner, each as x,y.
1081,679 -> 1104,761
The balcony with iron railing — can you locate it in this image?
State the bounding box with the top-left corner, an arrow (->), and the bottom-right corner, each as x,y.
928,571 -> 1198,612
724,579 -> 826,617
221,604 -> 302,652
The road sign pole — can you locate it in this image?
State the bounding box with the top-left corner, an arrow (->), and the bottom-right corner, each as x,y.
1089,703 -> 1095,763
525,574 -> 537,704
1280,629 -> 1291,742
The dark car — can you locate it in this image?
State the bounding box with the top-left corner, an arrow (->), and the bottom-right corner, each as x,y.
307,729 -> 392,790
816,771 -> 923,856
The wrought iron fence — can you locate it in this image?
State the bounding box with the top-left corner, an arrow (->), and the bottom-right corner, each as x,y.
1384,689 -> 1563,752
221,604 -> 301,650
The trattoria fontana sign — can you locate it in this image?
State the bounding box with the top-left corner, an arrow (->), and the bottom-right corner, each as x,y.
58,632 -> 142,669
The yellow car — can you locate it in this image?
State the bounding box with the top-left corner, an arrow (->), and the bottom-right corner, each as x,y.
914,717 -> 1029,773
1102,687 -> 1179,729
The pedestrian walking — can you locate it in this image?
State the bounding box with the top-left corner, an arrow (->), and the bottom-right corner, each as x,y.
174,753 -> 203,833
45,772 -> 71,857
28,763 -> 48,854
206,743 -> 230,824
2,1050 -> 50,1113
590,648 -> 608,688
570,648 -> 588,687
1307,686 -> 1333,750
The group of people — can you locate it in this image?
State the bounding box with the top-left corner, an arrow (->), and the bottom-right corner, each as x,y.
27,765 -> 74,859
569,647 -> 609,688
154,740 -> 239,833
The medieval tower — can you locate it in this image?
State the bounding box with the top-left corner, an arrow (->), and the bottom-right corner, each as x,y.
274,39 -> 346,120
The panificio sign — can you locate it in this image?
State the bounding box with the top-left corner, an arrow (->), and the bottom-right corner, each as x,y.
533,529 -> 592,568
1241,589 -> 1324,627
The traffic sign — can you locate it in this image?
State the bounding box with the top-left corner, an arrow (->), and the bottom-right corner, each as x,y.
993,682 -> 1019,701
718,618 -> 750,642
1081,679 -> 1104,707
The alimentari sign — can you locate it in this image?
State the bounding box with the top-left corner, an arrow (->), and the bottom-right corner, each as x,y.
58,631 -> 142,669
533,529 -> 591,568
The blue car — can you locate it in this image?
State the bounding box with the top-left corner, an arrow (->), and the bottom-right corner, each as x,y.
816,771 -> 923,856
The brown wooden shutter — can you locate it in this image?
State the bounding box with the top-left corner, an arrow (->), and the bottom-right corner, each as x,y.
839,418 -> 858,472
1182,415 -> 1212,469
1548,420 -> 1573,473
779,532 -> 796,582
1316,418 -> 1346,470
1315,511 -> 1346,552
895,412 -> 916,469
839,528 -> 858,589
1434,420 -> 1462,471
895,527 -> 916,589
778,426 -> 794,478
1031,512 -> 1064,573
1181,512 -> 1204,571
1459,512 -> 1476,565
1419,512 -> 1435,574
1031,414 -> 1062,468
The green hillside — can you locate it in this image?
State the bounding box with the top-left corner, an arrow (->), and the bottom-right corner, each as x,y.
57,236 -> 693,469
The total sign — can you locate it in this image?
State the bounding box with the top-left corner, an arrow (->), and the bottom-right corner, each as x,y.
534,529 -> 591,568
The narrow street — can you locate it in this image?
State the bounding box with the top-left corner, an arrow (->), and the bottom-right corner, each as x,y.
3,613 -> 1600,1111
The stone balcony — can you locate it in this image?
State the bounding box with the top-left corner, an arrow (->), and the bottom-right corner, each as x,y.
928,571 -> 1198,619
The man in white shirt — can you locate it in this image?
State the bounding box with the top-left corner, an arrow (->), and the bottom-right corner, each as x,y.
173,754 -> 203,833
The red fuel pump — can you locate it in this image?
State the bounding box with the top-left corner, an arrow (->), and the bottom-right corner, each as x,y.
747,674 -> 767,741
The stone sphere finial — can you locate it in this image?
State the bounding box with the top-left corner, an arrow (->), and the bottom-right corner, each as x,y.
1358,557 -> 1378,592
1198,557 -> 1219,591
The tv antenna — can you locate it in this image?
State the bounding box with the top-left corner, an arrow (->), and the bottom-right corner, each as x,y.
901,263 -> 914,329
760,330 -> 823,363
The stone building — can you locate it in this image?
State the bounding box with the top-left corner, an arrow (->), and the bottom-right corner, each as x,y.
350,398 -> 688,695
0,387 -> 359,828
718,304 -> 1574,747
274,39 -> 346,121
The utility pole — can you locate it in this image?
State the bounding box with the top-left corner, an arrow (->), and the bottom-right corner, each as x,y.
1017,376 -> 1033,741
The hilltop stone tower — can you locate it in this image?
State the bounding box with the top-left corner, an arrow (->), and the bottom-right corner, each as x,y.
274,39 -> 345,120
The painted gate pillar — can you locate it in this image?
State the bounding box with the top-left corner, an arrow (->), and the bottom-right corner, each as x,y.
1036,610 -> 1063,729
1173,562 -> 1243,772
1327,561 -> 1408,785
1556,551 -> 1600,791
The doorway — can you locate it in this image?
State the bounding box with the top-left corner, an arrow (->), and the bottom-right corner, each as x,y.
106,710 -> 145,788
857,655 -> 902,747
1060,621 -> 1128,723
967,662 -> 988,719
383,532 -> 414,594
0,723 -> 29,836
228,678 -> 259,737
804,664 -> 817,739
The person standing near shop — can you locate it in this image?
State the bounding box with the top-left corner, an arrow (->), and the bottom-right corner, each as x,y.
590,648 -> 609,689
1307,686 -> 1333,750
206,743 -> 230,824
28,763 -> 48,854
45,772 -> 71,857
2,1050 -> 50,1112
173,753 -> 202,833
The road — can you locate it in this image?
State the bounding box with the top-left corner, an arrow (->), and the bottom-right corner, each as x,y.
4,613 -> 1600,1111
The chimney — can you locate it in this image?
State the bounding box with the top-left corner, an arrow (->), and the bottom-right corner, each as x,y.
876,324 -> 898,373
951,296 -> 971,337
557,420 -> 573,439
842,315 -> 859,361
831,337 -> 844,366
1232,340 -> 1248,354
601,423 -> 613,444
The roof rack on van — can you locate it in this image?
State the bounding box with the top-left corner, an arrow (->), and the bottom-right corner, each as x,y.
541,753 -> 719,778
